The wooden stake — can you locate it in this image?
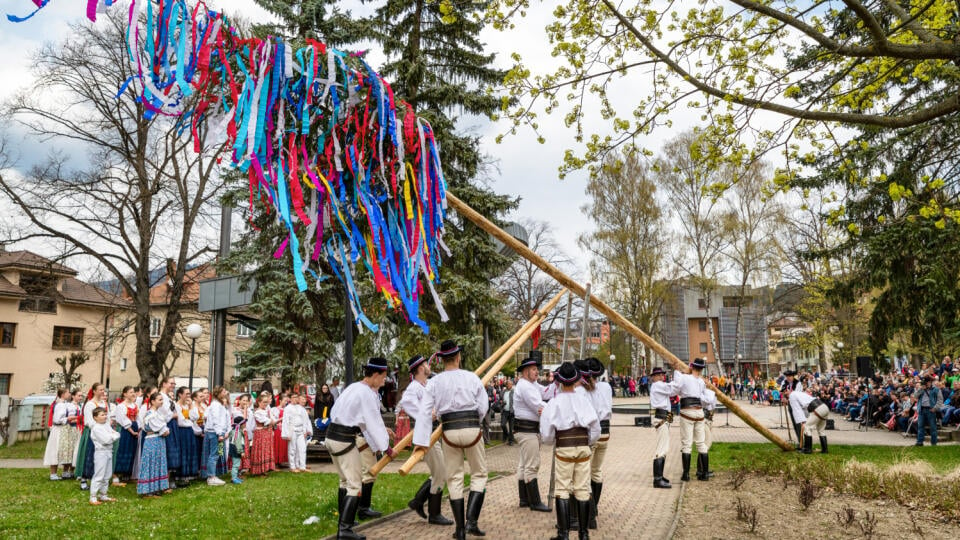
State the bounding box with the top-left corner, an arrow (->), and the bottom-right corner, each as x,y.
368,289 -> 568,476
447,193 -> 793,452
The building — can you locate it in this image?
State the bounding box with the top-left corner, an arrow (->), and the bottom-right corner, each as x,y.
0,250 -> 128,398
659,282 -> 770,376
108,264 -> 255,392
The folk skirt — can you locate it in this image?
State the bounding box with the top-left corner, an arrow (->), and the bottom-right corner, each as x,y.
43,425 -> 63,467
249,428 -> 275,475
114,422 -> 139,476
274,426 -> 288,466
57,425 -> 80,465
165,419 -> 181,471
137,436 -> 169,495
176,426 -> 199,478
73,427 -> 95,479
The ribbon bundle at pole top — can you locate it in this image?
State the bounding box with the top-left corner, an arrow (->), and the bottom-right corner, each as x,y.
7,0 -> 451,333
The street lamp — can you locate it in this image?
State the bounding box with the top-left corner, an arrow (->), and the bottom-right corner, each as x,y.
185,323 -> 204,392
609,354 -> 616,376
835,341 -> 844,373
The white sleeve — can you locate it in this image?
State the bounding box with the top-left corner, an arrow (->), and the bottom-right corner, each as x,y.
114,406 -> 132,429
413,382 -> 436,447
281,406 -> 293,439
475,377 -> 489,419
53,403 -> 68,426
254,409 -> 271,424
539,403 -> 556,444
586,405 -> 601,445
361,394 -> 390,452
189,407 -> 200,422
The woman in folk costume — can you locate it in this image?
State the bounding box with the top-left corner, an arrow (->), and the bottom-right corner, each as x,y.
174,387 -> 200,482
233,394 -> 253,473
190,389 -> 209,477
74,383 -> 108,491
249,391 -> 277,475
272,392 -> 290,469
112,386 -> 141,484
44,388 -> 71,480
57,390 -> 83,480
131,385 -> 157,480
158,377 -> 181,484
137,392 -> 171,497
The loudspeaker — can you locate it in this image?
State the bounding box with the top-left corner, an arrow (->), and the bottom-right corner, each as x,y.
856,356 -> 874,378
826,419 -> 835,431
635,416 -> 652,427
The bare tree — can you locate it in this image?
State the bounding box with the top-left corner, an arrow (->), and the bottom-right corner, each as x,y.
580,146 -> 671,376
0,12 -> 227,386
495,219 -> 571,329
656,130 -> 729,367
721,161 -> 785,375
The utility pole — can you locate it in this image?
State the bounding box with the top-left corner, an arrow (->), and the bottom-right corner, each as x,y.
343,289 -> 354,385
210,204 -> 231,387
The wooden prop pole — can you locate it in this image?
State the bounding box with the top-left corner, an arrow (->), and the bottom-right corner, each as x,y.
397,289 -> 568,475
446,193 -> 794,452
368,289 -> 568,476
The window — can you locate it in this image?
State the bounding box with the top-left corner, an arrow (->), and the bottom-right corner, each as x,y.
698,320 -> 707,332
120,357 -> 128,372
697,298 -> 708,309
0,374 -> 10,395
237,323 -> 256,338
699,343 -> 708,353
18,274 -> 58,313
234,353 -> 242,378
52,326 -> 84,349
150,317 -> 161,338
0,322 -> 15,347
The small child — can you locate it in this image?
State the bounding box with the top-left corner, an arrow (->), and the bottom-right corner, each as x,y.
228,415 -> 247,484
282,393 -> 311,472
89,407 -> 120,505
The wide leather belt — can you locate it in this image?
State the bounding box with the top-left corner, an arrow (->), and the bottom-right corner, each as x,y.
408,418 -> 441,431
556,427 -> 589,448
326,423 -> 361,443
807,399 -> 824,413
680,397 -> 702,408
514,418 -> 540,433
704,410 -> 714,421
441,410 -> 480,431
600,419 -> 610,435
654,409 -> 670,420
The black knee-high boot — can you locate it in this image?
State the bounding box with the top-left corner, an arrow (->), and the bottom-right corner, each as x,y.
518,479 -> 529,507
428,490 -> 454,526
819,436 -> 828,454
338,495 -> 366,540
577,499 -> 591,540
550,498 -> 570,540
358,482 -> 382,519
465,490 -> 486,536
681,453 -> 692,481
450,498 -> 466,540
408,479 -> 431,519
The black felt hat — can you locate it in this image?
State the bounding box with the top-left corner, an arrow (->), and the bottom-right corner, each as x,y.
408,354 -> 428,371
573,359 -> 591,375
555,361 -> 580,384
650,366 -> 666,377
518,350 -> 543,371
690,357 -> 707,370
437,340 -> 462,358
587,357 -> 605,377
365,357 -> 389,372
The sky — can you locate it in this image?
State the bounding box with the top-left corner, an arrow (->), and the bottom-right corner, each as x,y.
0,0 -> 732,286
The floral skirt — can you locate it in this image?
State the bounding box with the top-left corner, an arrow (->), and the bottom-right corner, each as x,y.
137,436 -> 169,495
249,428 -> 275,475
57,425 -> 80,465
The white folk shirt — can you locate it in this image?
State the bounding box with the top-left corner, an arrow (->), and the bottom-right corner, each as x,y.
788,390 -> 815,423
329,381 -> 390,452
702,389 -> 718,412
539,390 -> 601,446
281,404 -> 310,438
113,403 -> 138,430
398,379 -> 431,420
514,378 -> 546,422
143,409 -> 170,436
414,369 -> 488,447
52,402 -> 70,426
160,393 -> 176,423
91,422 -> 120,451
673,371 -> 706,402
587,381 -> 614,422
204,400 -> 230,437
541,382 -> 559,401
650,380 -> 679,411
83,399 -> 108,427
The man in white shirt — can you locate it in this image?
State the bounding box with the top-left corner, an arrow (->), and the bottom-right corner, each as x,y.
649,367 -> 677,489
675,358 -> 708,482
513,350 -> 550,512
582,357 -> 613,529
500,379 -> 516,446
327,357 -> 395,540
414,340 -> 488,540
786,385 -> 830,454
699,388 -> 718,479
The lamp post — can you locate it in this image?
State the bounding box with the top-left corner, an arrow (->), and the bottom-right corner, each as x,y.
609,354 -> 616,376
835,341 -> 844,374
186,323 -> 203,392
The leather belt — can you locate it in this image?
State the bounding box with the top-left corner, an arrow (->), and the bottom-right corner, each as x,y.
514,418 -> 540,433
441,429 -> 483,449
600,419 -> 610,435
326,423 -> 360,443
654,409 -> 670,420
680,397 -> 702,408
441,411 -> 480,431
555,427 -> 589,448
555,453 -> 591,463
679,412 -> 703,422
807,399 -> 824,413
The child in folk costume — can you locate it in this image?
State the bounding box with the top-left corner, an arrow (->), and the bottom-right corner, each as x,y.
57,390 -> 82,480
175,388 -> 200,483
202,387 -> 231,486
112,386 -> 141,484
540,362 -> 601,540
249,392 -> 277,475
44,388 -> 72,480
227,413 -> 248,484
137,392 -> 171,497
281,392 -> 311,473
75,383 -> 108,491
89,407 -> 120,505
233,394 -> 253,474
272,392 -> 290,469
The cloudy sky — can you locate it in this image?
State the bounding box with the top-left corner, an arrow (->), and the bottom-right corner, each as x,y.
0,0 -> 707,284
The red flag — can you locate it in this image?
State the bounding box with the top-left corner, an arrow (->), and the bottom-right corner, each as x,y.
531,324 -> 542,349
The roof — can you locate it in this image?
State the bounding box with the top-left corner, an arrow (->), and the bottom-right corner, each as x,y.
0,275 -> 26,297
0,251 -> 77,276
147,264 -> 215,306
61,277 -> 130,308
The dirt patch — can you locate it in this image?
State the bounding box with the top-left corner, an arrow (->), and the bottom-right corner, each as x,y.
674,473 -> 960,539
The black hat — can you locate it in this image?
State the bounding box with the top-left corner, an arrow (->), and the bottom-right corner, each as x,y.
232,415 -> 246,426
408,355 -> 428,372
365,357 -> 389,372
518,350 -> 543,371
650,366 -> 666,377
690,357 -> 706,370
587,357 -> 606,377
573,359 -> 591,375
437,340 -> 462,358
784,369 -> 797,377
555,362 -> 580,384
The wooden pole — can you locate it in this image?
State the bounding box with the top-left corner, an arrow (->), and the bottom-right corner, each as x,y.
368,288 -> 568,476
397,289 -> 568,475
447,193 -> 794,452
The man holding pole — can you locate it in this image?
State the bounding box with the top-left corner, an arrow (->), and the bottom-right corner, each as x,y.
699,387 -> 717,479
675,358 -> 709,482
414,340 -> 489,540
649,367 -> 677,489
582,357 -> 612,529
398,354 -> 453,526
513,350 -> 551,512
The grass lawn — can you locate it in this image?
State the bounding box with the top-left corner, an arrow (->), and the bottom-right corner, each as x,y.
0,439 -> 45,460
0,468 -> 428,539
709,442 -> 960,474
